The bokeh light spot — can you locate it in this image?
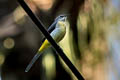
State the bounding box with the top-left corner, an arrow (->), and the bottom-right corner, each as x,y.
3,37 -> 15,49
0,53 -> 5,65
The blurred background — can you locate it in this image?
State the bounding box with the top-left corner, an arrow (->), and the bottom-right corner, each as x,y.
0,0 -> 120,80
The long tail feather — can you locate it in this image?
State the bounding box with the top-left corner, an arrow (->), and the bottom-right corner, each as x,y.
25,53 -> 42,72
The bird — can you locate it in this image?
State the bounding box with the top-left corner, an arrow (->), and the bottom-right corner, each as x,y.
25,15 -> 67,72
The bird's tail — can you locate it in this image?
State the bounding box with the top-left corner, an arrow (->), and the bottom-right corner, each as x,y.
25,40 -> 50,72
25,53 -> 42,72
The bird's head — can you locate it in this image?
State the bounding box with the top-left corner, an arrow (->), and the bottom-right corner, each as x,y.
55,14 -> 69,22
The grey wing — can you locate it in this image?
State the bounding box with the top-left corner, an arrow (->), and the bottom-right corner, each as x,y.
50,21 -> 66,43
42,20 -> 57,42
